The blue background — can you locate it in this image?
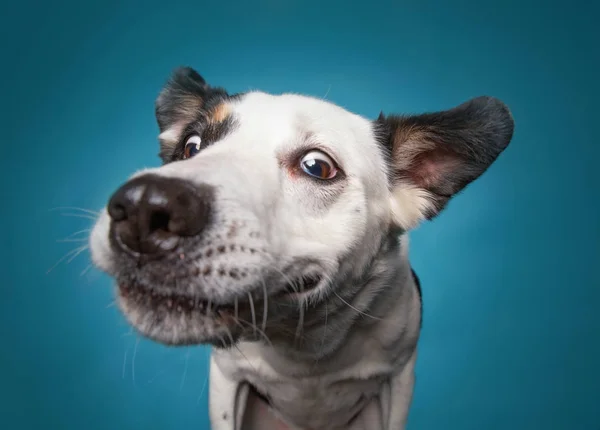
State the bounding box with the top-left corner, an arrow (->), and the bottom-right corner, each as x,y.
2,0 -> 598,429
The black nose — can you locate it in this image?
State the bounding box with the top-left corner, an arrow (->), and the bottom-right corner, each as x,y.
107,174 -> 213,255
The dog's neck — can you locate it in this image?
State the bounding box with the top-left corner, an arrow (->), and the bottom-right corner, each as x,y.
241,233 -> 418,373
213,234 -> 422,430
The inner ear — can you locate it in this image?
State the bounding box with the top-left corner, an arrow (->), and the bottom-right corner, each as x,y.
378,96 -> 514,228
408,147 -> 464,195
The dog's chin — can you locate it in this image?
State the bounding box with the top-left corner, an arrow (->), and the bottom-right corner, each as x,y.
115,274 -> 324,347
116,283 -> 240,347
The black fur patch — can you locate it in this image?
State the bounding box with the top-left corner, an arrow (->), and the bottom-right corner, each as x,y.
155,67 -> 241,163
155,67 -> 229,132
201,114 -> 239,148
167,113 -> 240,162
410,267 -> 423,327
374,97 -> 514,219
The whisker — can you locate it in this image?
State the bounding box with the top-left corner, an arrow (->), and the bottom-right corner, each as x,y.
196,371 -> 209,405
295,281 -> 305,343
121,328 -> 134,338
67,245 -> 88,263
80,263 -> 93,277
131,337 -> 140,384
321,301 -> 328,351
261,278 -> 268,335
179,351 -> 190,391
234,318 -> 272,347
147,369 -> 166,385
311,301 -> 329,367
59,213 -> 98,221
57,238 -> 89,243
46,245 -> 88,274
269,265 -> 300,294
59,228 -> 92,241
223,325 -> 235,346
333,291 -> 381,320
122,348 -> 128,379
50,206 -> 101,216
248,292 -> 257,339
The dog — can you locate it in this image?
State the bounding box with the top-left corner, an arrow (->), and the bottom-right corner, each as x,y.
89,66 -> 514,430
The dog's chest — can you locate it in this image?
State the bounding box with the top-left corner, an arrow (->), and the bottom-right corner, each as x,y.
214,341 -> 396,430
249,372 -> 385,429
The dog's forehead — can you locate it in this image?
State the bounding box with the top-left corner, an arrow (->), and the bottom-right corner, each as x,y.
227,91 -> 374,151
232,91 -> 357,120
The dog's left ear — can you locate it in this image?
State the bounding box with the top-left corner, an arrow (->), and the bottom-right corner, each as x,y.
376,96 -> 514,230
155,66 -> 228,143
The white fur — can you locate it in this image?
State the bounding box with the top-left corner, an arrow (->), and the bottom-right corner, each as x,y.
90,91 -> 427,429
91,92 -> 410,289
158,126 -> 182,144
389,185 -> 436,230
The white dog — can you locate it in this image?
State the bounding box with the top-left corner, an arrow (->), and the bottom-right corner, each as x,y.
89,67 -> 514,429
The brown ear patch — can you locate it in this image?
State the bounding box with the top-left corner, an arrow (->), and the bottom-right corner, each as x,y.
201,108 -> 238,147
210,103 -> 231,124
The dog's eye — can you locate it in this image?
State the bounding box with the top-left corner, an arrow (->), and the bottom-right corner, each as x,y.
183,135 -> 202,159
300,151 -> 338,180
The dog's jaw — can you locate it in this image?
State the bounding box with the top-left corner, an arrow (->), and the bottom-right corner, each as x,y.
89,198 -> 348,349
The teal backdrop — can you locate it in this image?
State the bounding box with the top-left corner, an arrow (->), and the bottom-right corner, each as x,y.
2,0 -> 599,429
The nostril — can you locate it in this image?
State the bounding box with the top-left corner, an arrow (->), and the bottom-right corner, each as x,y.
109,203 -> 127,222
149,210 -> 170,233
108,180 -> 147,222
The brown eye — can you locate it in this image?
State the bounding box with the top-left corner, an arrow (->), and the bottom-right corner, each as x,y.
300,151 -> 338,180
183,135 -> 202,159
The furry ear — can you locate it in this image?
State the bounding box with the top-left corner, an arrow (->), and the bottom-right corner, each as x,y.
155,66 -> 228,137
154,67 -> 229,162
376,96 -> 514,230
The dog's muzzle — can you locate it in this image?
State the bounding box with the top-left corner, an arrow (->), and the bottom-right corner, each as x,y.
107,173 -> 214,257
96,172 -> 326,347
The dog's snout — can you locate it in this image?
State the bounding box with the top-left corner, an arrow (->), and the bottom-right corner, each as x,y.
107,174 -> 212,255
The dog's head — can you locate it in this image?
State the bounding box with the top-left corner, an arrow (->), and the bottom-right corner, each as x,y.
89,67 -> 513,347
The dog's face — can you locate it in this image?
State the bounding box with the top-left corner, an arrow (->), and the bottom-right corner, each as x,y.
90,67 -> 513,347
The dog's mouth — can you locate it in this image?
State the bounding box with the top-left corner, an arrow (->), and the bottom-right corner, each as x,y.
116,273 -> 324,345
118,273 -> 322,311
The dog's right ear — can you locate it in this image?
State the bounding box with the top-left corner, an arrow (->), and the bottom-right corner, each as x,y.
155,67 -> 228,144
